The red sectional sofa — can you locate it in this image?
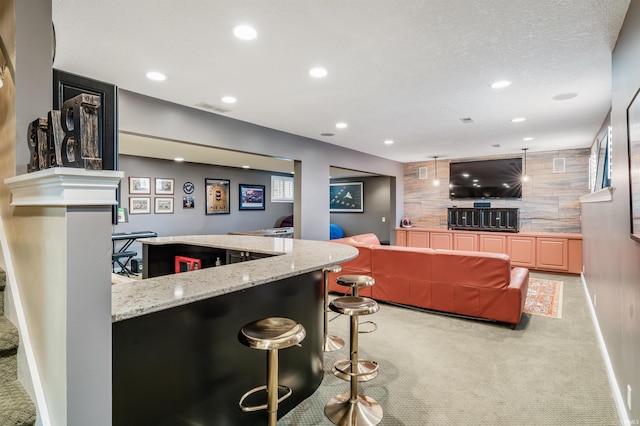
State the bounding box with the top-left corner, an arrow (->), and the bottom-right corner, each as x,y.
328,233 -> 530,327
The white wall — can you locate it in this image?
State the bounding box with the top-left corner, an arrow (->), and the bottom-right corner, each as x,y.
581,2 -> 640,422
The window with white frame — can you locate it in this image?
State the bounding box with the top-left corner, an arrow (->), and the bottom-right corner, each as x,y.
271,175 -> 294,202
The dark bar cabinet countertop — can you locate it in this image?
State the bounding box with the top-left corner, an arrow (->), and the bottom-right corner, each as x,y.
111,235 -> 357,426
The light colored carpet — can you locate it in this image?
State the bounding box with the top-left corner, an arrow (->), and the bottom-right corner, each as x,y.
280,272 -> 619,425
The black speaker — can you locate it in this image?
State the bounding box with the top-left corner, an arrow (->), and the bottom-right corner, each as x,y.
131,258 -> 143,273
474,201 -> 491,208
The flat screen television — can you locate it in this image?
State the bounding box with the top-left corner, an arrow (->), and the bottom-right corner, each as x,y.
449,158 -> 523,199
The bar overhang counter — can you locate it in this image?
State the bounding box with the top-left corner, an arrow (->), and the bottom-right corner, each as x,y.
111,235 -> 357,426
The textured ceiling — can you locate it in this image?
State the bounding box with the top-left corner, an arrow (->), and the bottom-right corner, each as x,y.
52,0 -> 629,166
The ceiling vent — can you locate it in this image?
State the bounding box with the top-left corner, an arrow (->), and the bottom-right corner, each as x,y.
194,102 -> 232,114
553,158 -> 566,173
419,167 -> 428,179
460,117 -> 474,124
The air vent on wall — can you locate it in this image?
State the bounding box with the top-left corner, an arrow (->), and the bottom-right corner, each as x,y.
553,158 -> 566,173
419,167 -> 428,179
194,102 -> 232,114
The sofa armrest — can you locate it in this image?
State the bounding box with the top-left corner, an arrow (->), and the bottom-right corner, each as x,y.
507,267 -> 530,323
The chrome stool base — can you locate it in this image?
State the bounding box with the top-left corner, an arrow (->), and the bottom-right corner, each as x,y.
324,334 -> 346,352
325,392 -> 383,426
333,359 -> 379,382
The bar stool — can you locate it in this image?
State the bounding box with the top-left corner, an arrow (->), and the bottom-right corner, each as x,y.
336,274 -> 375,297
238,317 -> 306,426
323,265 -> 345,352
334,275 -> 378,382
325,296 -> 383,426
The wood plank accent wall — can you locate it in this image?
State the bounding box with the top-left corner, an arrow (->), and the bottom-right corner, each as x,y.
403,149 -> 590,233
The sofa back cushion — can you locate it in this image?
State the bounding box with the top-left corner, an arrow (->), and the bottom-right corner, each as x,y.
331,234 -> 379,274
431,250 -> 511,289
370,245 -> 434,306
345,233 -> 381,246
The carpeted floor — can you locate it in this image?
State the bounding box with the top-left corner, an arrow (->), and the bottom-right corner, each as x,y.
280,272 -> 619,425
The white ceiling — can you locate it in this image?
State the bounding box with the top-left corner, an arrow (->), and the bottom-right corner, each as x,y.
52,0 -> 629,168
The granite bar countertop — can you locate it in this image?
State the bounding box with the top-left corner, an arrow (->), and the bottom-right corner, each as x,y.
111,235 -> 358,322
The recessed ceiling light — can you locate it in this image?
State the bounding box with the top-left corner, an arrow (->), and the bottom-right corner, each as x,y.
492,144 -> 501,148
335,122 -> 347,129
460,117 -> 474,124
553,92 -> 578,101
511,117 -> 526,123
384,140 -> 394,145
491,80 -> 512,89
174,157 -> 184,162
309,67 -> 328,78
233,25 -> 257,40
221,96 -> 237,104
146,71 -> 166,81
523,137 -> 534,141
320,132 -> 335,137
242,165 -> 251,169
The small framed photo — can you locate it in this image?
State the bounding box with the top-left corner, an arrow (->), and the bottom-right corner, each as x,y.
155,178 -> 175,195
205,178 -> 230,215
330,182 -> 364,213
129,177 -> 151,194
183,196 -> 195,209
155,197 -> 174,214
239,184 -> 265,210
129,197 -> 151,214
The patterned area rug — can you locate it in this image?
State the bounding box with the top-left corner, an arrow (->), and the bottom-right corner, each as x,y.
524,278 -> 563,319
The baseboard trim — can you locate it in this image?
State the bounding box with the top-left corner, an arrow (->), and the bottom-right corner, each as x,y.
581,273 -> 629,426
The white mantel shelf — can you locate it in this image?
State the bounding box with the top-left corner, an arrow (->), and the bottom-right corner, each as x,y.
4,167 -> 124,206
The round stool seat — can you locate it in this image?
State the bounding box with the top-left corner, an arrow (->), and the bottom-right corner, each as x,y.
330,296 -> 379,317
239,317 -> 306,351
323,264 -> 342,274
336,274 -> 375,289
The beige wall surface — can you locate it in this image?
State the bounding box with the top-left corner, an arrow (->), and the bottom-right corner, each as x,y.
581,2 -> 640,422
404,149 -> 590,233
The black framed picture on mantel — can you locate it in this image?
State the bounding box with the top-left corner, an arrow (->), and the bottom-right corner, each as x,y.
53,69 -> 119,222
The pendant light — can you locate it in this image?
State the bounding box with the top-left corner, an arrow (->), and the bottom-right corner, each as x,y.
433,156 -> 440,186
522,148 -> 530,182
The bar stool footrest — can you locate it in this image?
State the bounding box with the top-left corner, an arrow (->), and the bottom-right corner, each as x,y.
358,320 -> 377,333
238,384 -> 292,412
333,359 -> 379,382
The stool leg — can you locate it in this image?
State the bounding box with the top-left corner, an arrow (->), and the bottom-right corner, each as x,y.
267,348 -> 278,426
324,270 -> 345,352
349,314 -> 359,399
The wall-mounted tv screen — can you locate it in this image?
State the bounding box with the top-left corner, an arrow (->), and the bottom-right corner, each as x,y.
449,158 -> 523,199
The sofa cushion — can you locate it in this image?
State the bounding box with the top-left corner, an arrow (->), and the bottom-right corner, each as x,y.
370,245 -> 434,306
430,250 -> 511,289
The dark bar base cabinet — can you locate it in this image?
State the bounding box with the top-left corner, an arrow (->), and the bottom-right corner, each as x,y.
113,271 -> 324,426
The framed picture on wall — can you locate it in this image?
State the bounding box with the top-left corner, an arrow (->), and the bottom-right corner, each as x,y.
627,88 -> 640,242
205,178 -> 230,215
154,197 -> 174,214
155,178 -> 175,195
129,177 -> 151,194
239,184 -> 265,210
183,196 -> 195,209
330,182 -> 363,212
129,197 -> 151,214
